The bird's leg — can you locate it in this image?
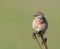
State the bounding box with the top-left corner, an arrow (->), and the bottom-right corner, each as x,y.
32,32 -> 37,39
36,31 -> 42,37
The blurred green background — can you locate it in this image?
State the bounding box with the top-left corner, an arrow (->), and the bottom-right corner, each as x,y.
0,0 -> 60,49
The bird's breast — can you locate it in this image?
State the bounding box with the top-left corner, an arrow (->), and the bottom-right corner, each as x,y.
32,19 -> 47,31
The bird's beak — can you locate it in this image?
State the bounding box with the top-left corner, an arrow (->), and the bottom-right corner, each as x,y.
34,15 -> 37,17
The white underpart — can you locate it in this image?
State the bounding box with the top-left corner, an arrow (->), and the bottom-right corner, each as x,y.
32,17 -> 41,32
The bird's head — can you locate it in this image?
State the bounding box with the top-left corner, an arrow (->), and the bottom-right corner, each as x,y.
34,11 -> 44,19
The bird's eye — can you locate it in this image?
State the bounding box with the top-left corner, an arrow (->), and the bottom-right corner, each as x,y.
37,14 -> 39,16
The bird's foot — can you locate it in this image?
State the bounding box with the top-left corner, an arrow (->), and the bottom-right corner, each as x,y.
32,33 -> 36,39
42,37 -> 47,45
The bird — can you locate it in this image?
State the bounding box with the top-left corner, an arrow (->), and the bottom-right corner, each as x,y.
32,11 -> 48,44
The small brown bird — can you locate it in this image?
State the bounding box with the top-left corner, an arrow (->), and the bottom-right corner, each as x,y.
32,11 -> 48,44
